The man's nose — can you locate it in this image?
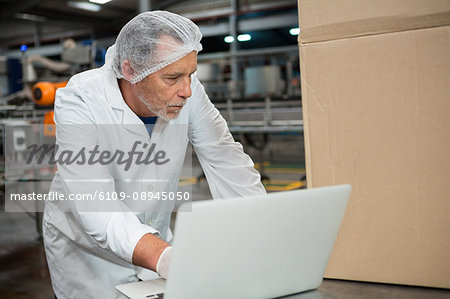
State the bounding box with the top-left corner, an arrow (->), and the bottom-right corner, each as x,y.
178,77 -> 192,99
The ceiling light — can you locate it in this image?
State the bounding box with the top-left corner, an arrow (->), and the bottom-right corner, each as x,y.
289,28 -> 300,35
89,0 -> 112,4
67,1 -> 101,12
224,36 -> 235,43
237,34 -> 251,42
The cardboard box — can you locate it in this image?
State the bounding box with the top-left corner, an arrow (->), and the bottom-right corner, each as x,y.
299,0 -> 450,43
298,0 -> 450,288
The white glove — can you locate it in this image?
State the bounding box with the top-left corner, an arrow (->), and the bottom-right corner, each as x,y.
156,246 -> 173,279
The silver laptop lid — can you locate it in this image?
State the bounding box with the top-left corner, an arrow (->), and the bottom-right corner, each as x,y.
165,184 -> 351,299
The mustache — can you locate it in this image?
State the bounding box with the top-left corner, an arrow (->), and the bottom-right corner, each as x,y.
168,99 -> 186,107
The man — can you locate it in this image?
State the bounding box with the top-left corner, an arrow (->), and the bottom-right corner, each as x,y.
43,11 -> 265,298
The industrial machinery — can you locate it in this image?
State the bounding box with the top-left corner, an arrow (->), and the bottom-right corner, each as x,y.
193,46 -> 303,186
0,41 -> 94,236
32,81 -> 67,107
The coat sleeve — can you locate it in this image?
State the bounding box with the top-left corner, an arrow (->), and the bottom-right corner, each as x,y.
188,76 -> 266,199
52,85 -> 158,264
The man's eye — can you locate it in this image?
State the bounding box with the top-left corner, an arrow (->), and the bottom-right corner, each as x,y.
164,78 -> 178,83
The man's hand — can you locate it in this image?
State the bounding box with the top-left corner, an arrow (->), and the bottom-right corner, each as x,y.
156,246 -> 173,279
132,233 -> 170,274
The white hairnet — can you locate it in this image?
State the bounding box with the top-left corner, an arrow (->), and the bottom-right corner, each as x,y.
105,11 -> 202,84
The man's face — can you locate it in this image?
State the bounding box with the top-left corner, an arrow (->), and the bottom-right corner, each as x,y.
133,51 -> 198,121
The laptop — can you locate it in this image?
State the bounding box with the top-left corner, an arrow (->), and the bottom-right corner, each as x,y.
116,184 -> 351,299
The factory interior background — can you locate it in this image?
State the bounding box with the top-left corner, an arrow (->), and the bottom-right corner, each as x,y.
1,0 -> 449,298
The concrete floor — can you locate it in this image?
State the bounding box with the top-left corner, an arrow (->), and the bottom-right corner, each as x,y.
0,211 -> 52,299
1,147 -> 449,298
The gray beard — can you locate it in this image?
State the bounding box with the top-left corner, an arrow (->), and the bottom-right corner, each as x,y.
137,95 -> 177,121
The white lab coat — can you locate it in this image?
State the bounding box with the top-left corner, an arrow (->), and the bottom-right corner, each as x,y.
43,65 -> 265,299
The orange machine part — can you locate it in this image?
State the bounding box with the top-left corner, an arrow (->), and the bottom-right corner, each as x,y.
43,110 -> 56,137
32,81 -> 68,106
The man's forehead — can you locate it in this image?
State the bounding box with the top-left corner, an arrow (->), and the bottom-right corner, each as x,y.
158,51 -> 197,75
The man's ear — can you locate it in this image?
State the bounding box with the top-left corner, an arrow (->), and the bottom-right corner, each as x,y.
121,60 -> 135,81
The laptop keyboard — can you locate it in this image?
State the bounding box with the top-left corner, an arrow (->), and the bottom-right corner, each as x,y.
146,293 -> 164,298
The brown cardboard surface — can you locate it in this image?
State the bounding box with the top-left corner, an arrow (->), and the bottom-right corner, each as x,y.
298,0 -> 450,43
299,25 -> 450,288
